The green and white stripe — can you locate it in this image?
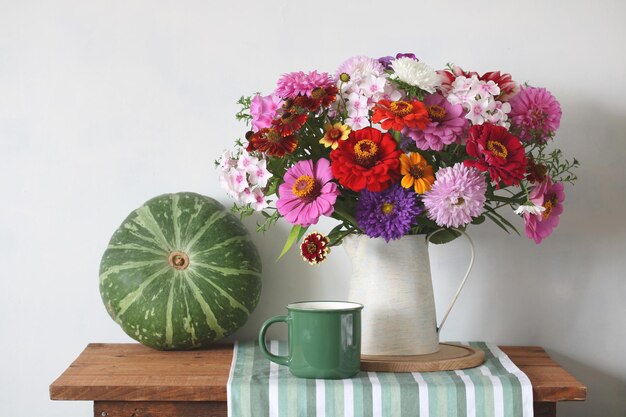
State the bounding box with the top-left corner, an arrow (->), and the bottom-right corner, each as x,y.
227,341 -> 533,417
99,192 -> 262,350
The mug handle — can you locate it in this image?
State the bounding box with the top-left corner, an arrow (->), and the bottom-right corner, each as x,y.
427,228 -> 476,334
258,315 -> 290,366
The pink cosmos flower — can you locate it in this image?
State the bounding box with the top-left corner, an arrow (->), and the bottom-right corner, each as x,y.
275,71 -> 334,99
250,94 -> 282,132
276,158 -> 339,227
402,93 -> 468,151
508,87 -> 562,142
524,178 -> 566,244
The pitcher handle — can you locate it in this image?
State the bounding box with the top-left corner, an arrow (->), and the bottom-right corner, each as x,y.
427,228 -> 475,334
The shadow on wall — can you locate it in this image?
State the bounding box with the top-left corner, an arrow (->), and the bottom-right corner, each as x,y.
550,350 -> 626,417
224,212 -> 349,342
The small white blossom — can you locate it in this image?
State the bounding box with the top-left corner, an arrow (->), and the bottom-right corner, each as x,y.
248,159 -> 271,188
391,58 -> 440,93
514,204 -> 546,216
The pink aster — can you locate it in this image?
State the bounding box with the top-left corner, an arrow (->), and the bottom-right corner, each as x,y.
275,71 -> 334,99
523,178 -> 566,244
401,93 -> 468,151
508,86 -> 562,142
250,94 -> 283,132
276,158 -> 339,227
422,163 -> 487,228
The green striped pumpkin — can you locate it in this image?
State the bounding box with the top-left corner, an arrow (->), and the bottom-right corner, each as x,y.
99,192 -> 262,350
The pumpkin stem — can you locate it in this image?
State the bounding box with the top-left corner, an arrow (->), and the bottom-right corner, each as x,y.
168,251 -> 190,270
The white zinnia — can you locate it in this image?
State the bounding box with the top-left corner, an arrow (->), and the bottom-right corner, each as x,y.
514,204 -> 546,216
390,58 -> 440,93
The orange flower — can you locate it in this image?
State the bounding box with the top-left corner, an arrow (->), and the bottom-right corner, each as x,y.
247,127 -> 298,157
399,152 -> 435,194
371,99 -> 429,131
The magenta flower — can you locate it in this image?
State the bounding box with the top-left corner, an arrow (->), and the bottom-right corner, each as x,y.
250,94 -> 282,132
402,94 -> 468,151
276,158 -> 339,227
523,178 -> 566,244
423,163 -> 487,228
508,86 -> 562,142
275,71 -> 334,99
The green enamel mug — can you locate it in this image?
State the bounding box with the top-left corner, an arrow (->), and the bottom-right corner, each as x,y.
258,301 -> 363,379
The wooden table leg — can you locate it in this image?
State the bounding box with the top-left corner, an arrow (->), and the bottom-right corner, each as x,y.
534,401 -> 557,417
94,401 -> 227,417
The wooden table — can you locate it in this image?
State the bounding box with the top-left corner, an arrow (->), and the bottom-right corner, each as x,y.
50,343 -> 586,417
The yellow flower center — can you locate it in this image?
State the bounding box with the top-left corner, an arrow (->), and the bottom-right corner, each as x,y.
427,105 -> 447,121
389,101 -> 413,117
381,202 -> 394,214
292,175 -> 316,198
306,242 -> 318,254
454,197 -> 465,206
487,140 -> 508,159
354,139 -> 379,168
543,195 -> 558,220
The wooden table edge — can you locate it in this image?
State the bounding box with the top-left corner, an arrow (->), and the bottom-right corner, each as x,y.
50,343 -> 587,403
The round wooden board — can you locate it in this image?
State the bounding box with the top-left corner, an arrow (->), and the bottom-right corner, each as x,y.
360,343 -> 485,372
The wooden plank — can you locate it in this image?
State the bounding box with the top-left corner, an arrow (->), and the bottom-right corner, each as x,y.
94,401 -> 227,417
501,346 -> 587,402
51,343 -> 232,401
51,343 -> 586,403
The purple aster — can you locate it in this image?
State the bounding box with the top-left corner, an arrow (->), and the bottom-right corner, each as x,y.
423,163 -> 487,228
355,184 -> 422,242
275,71 -> 334,99
402,93 -> 468,151
508,86 -> 562,142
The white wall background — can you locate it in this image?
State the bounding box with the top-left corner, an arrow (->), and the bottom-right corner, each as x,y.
1,0 -> 625,415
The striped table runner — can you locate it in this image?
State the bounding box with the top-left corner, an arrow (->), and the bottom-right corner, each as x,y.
227,341 -> 533,417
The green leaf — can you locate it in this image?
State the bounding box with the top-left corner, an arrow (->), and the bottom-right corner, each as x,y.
276,225 -> 308,261
471,215 -> 486,225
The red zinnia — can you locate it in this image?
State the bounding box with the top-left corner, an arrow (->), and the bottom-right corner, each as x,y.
371,99 -> 429,131
247,127 -> 297,157
330,127 -> 402,192
300,232 -> 330,265
464,123 -> 527,188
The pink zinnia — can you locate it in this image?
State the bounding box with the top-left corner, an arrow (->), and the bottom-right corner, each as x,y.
423,163 -> 487,228
523,178 -> 566,244
508,87 -> 562,142
276,158 -> 339,227
402,93 -> 468,151
250,94 -> 282,132
275,71 -> 334,99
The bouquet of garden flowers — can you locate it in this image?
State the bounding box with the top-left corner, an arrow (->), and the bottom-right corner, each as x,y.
217,54 -> 578,264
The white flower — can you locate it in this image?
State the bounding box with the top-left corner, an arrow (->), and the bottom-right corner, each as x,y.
391,58 -> 440,93
218,149 -> 236,171
225,167 -> 248,194
248,159 -> 272,188
237,151 -> 259,173
514,204 -> 546,216
345,114 -> 369,130
347,92 -> 369,114
250,188 -> 269,211
466,97 -> 493,125
359,75 -> 387,98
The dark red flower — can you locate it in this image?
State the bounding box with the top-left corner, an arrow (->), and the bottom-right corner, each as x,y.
526,158 -> 548,183
464,123 -> 527,188
272,111 -> 308,137
300,232 -> 330,264
292,85 -> 338,112
247,127 -> 297,157
330,127 -> 401,192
